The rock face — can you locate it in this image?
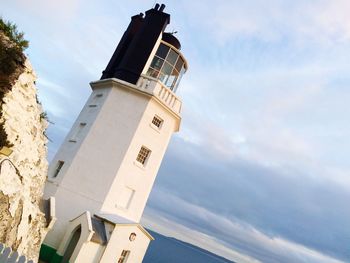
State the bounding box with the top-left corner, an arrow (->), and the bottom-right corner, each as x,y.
0,56 -> 50,261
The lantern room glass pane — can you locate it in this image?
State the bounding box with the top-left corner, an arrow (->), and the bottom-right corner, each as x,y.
161,62 -> 173,75
175,57 -> 184,72
171,68 -> 179,77
147,68 -> 159,78
150,57 -> 164,71
173,66 -> 186,93
156,43 -> 169,59
166,75 -> 177,89
158,72 -> 166,82
166,49 -> 178,65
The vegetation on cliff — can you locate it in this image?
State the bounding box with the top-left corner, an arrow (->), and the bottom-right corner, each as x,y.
0,18 -> 51,261
0,18 -> 28,50
0,18 -> 28,148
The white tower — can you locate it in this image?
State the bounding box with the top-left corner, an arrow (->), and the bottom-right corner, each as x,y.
41,4 -> 188,263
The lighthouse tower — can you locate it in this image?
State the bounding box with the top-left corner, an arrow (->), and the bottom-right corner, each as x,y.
41,4 -> 187,263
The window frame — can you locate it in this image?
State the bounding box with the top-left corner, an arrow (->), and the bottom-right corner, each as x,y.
118,250 -> 130,263
53,160 -> 64,178
69,122 -> 87,142
136,146 -> 151,166
151,115 -> 163,129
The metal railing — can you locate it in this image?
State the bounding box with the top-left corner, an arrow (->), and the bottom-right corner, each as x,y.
0,243 -> 33,263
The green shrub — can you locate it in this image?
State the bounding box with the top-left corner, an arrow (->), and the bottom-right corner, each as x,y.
0,17 -> 28,51
0,18 -> 26,88
0,18 -> 28,148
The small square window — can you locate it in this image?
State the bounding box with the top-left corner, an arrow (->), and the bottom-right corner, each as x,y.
136,146 -> 151,165
70,122 -> 86,142
53,160 -> 64,178
118,250 -> 130,263
152,115 -> 163,128
89,93 -> 103,107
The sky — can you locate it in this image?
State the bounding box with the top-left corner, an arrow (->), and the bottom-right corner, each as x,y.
2,0 -> 350,262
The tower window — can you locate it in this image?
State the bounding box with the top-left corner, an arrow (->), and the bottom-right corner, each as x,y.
53,160 -> 64,178
152,115 -> 163,128
117,187 -> 135,210
136,146 -> 151,165
69,122 -> 86,142
89,93 -> 103,107
92,93 -> 103,101
118,250 -> 130,263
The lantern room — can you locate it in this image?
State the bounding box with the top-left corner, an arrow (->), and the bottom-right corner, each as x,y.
146,33 -> 187,93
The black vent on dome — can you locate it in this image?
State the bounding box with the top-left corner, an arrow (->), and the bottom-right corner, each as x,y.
101,4 -> 171,84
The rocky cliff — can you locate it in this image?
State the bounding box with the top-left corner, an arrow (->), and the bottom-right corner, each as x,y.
0,23 -> 52,262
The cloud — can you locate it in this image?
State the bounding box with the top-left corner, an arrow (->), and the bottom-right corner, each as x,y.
143,207 -> 261,263
145,136 -> 350,262
178,0 -> 350,45
144,188 -> 345,263
177,49 -> 350,187
36,78 -> 71,117
10,0 -> 81,22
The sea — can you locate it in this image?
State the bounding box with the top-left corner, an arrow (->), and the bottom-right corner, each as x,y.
143,230 -> 235,263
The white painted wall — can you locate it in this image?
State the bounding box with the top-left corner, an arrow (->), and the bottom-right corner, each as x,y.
44,77 -> 181,248
100,225 -> 151,263
101,95 -> 179,221
75,242 -> 105,263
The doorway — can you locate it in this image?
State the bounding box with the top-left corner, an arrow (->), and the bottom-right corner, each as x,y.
62,225 -> 82,262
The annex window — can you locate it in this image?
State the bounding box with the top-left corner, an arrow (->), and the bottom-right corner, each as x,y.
152,115 -> 163,128
118,250 -> 130,263
136,146 -> 151,165
53,160 -> 64,178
